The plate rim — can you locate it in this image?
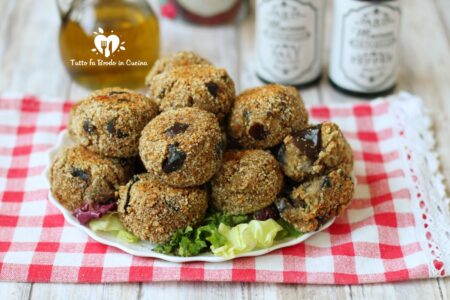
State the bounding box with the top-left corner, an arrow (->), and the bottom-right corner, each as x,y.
43,130 -> 336,263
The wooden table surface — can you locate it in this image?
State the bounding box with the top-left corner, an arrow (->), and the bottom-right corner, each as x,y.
1,0 -> 449,299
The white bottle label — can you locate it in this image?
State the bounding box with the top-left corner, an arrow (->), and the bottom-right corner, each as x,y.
255,0 -> 325,85
329,0 -> 401,93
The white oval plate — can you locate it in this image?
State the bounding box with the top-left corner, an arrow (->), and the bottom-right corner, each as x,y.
43,130 -> 337,263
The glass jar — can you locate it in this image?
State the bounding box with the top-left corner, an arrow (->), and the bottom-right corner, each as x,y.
58,0 -> 160,89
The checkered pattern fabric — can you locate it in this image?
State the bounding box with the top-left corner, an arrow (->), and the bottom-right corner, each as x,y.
0,93 -> 447,284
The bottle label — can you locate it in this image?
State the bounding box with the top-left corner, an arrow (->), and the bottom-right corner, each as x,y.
256,0 -> 324,85
330,0 -> 401,92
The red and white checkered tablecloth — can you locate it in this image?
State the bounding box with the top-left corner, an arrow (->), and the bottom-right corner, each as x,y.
0,92 -> 449,284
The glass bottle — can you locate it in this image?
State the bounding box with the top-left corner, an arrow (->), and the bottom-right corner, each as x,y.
255,0 -> 326,88
58,0 -> 160,89
328,0 -> 402,97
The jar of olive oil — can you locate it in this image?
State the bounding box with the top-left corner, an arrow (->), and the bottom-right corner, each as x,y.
58,0 -> 159,89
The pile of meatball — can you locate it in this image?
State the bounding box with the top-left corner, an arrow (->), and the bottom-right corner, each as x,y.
50,51 -> 355,245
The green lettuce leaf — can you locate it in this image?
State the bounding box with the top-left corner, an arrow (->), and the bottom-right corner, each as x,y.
88,210 -> 302,257
275,218 -> 303,240
153,211 -> 302,257
211,219 -> 283,258
89,213 -> 139,243
196,223 -> 227,248
116,230 -> 140,243
154,212 -> 250,257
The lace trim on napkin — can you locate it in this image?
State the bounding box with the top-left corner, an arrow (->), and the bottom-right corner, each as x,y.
390,92 -> 450,277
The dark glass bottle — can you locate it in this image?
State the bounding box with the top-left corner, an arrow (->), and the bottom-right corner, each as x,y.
328,0 -> 402,98
255,0 -> 326,88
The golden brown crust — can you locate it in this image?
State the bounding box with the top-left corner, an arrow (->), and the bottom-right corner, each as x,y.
139,107 -> 223,187
145,51 -> 211,87
278,168 -> 354,232
68,87 -> 158,158
211,149 -> 284,214
227,84 -> 309,149
57,50 -> 358,241
117,173 -> 208,243
148,65 -> 235,120
50,145 -> 135,211
279,122 -> 354,182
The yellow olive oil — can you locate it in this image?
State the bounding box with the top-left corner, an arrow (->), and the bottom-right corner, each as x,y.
59,1 -> 159,89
